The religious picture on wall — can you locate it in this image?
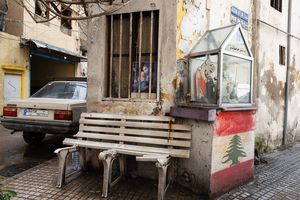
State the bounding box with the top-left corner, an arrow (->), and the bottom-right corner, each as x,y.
131,61 -> 157,98
194,58 -> 217,103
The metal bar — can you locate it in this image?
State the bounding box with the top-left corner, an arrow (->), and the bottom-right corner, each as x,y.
156,11 -> 160,102
149,11 -> 153,99
128,13 -> 132,98
222,51 -> 253,61
283,0 -> 292,146
189,50 -> 220,58
109,15 -> 113,98
118,14 -> 123,98
218,53 -> 222,107
257,19 -> 300,41
138,12 -> 143,98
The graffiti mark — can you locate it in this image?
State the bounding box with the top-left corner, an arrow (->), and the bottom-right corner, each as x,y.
179,170 -> 196,184
8,81 -> 17,92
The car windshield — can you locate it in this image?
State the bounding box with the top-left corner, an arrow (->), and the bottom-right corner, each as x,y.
31,81 -> 87,100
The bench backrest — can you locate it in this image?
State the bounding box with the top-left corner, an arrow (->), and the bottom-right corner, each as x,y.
74,113 -> 192,158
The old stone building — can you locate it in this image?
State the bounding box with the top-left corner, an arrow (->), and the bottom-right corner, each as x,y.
254,0 -> 300,151
86,0 -> 299,197
0,0 -> 87,114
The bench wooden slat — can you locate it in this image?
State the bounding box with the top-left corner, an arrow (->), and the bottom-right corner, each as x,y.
79,119 -> 192,131
81,113 -> 174,122
63,138 -> 190,158
74,132 -> 191,147
79,125 -> 192,139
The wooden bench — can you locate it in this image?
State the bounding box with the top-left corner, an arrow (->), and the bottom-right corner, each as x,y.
55,113 -> 192,200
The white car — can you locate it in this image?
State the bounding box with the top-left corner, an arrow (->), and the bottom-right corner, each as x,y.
1,80 -> 87,145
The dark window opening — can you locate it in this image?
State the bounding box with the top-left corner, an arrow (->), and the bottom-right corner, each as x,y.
61,6 -> 72,29
106,10 -> 159,99
35,0 -> 49,18
270,0 -> 282,12
279,45 -> 285,65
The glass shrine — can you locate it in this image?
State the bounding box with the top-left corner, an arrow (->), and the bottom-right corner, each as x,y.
188,24 -> 253,108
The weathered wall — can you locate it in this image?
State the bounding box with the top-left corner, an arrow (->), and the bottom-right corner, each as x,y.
21,0 -> 81,53
175,1 -> 254,195
176,0 -> 253,59
177,120 -> 213,194
255,0 -> 300,149
255,24 -> 286,149
87,0 -> 255,196
5,0 -> 24,36
210,111 -> 255,197
87,0 -> 177,115
285,0 -> 300,143
0,32 -> 30,114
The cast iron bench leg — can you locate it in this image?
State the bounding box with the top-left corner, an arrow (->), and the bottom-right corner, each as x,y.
156,157 -> 171,200
99,150 -> 118,197
54,145 -> 78,188
79,147 -> 86,171
119,154 -> 126,177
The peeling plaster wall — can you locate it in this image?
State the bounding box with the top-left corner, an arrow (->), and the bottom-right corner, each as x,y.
22,0 -> 81,53
87,0 -> 177,115
175,0 -> 254,195
176,0 -> 206,58
177,120 -> 213,194
255,0 -> 300,149
255,25 -> 286,149
175,0 -> 253,100
86,0 -> 300,195
176,0 -> 253,59
87,0 -> 254,195
0,32 -> 30,114
286,0 -> 300,142
287,39 -> 300,143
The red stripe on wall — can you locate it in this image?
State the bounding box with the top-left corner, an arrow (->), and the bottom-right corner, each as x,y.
214,111 -> 255,137
210,159 -> 254,198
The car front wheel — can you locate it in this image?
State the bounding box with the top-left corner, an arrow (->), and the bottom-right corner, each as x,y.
23,132 -> 46,145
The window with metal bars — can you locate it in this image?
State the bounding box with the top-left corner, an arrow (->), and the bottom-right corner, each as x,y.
35,0 -> 50,19
270,0 -> 282,12
61,6 -> 72,29
107,11 -> 159,99
279,45 -> 285,65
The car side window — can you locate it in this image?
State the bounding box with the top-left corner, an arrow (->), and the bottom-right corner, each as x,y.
73,85 -> 87,100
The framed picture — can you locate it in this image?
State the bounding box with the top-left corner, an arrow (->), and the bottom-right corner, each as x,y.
131,61 -> 157,98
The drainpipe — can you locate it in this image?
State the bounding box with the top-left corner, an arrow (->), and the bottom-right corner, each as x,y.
283,0 -> 292,146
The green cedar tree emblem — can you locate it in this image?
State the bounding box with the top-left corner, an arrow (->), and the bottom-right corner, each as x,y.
222,135 -> 247,166
0,189 -> 17,200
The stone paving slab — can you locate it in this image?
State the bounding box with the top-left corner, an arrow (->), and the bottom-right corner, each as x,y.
3,143 -> 300,200
218,142 -> 300,200
0,159 -> 201,200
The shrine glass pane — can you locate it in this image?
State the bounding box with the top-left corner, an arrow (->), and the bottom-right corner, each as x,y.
225,29 -> 250,57
190,54 -> 218,104
221,55 -> 251,104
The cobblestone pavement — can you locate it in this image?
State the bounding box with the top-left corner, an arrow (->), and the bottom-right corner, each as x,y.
3,143 -> 300,200
218,142 -> 300,200
0,159 -> 201,200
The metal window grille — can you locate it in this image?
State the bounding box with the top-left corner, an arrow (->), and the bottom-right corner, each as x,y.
35,0 -> 50,19
279,45 -> 286,65
61,6 -> 72,29
0,14 -> 6,31
107,10 -> 159,100
270,0 -> 282,12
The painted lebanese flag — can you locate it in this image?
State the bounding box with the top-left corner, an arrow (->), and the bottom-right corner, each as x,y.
209,111 -> 255,197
